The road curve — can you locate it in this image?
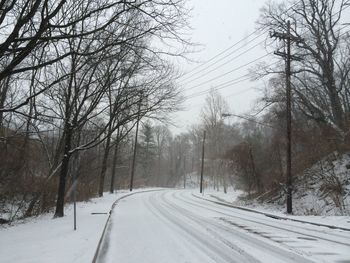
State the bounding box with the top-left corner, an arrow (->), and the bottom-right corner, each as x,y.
96,189 -> 350,263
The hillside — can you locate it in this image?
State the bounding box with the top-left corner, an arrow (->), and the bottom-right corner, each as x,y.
234,152 -> 350,216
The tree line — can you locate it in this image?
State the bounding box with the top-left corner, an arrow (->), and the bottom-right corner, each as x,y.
173,0 -> 350,213
1,0 -> 349,222
0,0 -> 190,221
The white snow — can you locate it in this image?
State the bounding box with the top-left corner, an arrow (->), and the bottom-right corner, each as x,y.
98,189 -> 350,263
200,189 -> 350,229
0,189 -> 159,263
1,188 -> 349,263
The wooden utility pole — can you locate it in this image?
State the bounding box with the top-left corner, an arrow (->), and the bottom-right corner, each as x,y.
285,21 -> 293,215
199,130 -> 206,194
271,21 -> 303,214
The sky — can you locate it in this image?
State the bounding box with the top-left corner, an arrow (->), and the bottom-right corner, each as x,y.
170,0 -> 276,134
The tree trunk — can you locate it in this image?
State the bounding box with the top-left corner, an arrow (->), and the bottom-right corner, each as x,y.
329,81 -> 344,131
98,126 -> 112,197
110,129 -> 120,194
54,123 -> 73,218
249,146 -> 262,193
183,157 -> 186,189
223,175 -> 227,194
0,77 -> 11,127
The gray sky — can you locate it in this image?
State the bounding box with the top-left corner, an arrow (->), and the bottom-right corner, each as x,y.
170,0 -> 274,133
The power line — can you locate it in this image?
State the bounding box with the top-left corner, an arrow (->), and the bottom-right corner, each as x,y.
180,2 -> 349,103
187,87 -> 256,110
181,0 -> 347,86
184,59 -> 281,100
222,113 -> 276,129
184,75 -> 251,100
338,24 -> 350,37
184,52 -> 271,92
226,87 -> 256,98
180,30 -> 268,84
179,30 -> 261,80
178,1 -> 300,81
181,36 -> 269,86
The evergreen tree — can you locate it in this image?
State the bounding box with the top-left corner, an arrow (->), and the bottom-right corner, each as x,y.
139,121 -> 157,183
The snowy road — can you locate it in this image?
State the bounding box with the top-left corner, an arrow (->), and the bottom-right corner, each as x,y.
96,190 -> 350,263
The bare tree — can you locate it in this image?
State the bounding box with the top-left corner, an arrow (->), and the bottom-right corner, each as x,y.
154,125 -> 171,182
201,89 -> 229,190
1,0 -> 192,220
259,0 -> 350,137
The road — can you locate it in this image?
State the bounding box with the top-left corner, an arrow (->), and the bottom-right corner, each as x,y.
96,190 -> 350,263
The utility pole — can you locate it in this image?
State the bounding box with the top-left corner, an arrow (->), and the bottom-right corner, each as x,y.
199,130 -> 206,194
129,94 -> 142,192
271,21 -> 303,214
285,21 -> 293,215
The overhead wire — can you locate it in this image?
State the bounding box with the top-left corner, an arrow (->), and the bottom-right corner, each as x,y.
178,29 -> 262,81
178,4 -> 302,98
178,1 -> 300,82
181,1 -> 349,103
177,1 -> 349,128
179,30 -> 268,84
181,36 -> 269,86
184,60 -> 281,100
184,75 -> 251,100
184,52 -> 272,93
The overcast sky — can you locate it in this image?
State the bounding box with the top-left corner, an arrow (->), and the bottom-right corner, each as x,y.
170,0 -> 275,133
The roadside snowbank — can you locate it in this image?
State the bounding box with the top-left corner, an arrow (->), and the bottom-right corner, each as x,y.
0,189 -> 159,263
200,190 -> 350,230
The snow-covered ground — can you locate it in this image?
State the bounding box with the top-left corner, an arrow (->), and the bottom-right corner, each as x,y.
183,151 -> 350,219
1,188 -> 349,263
237,152 -> 350,217
199,189 -> 350,230
0,189 -> 160,263
97,189 -> 350,263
